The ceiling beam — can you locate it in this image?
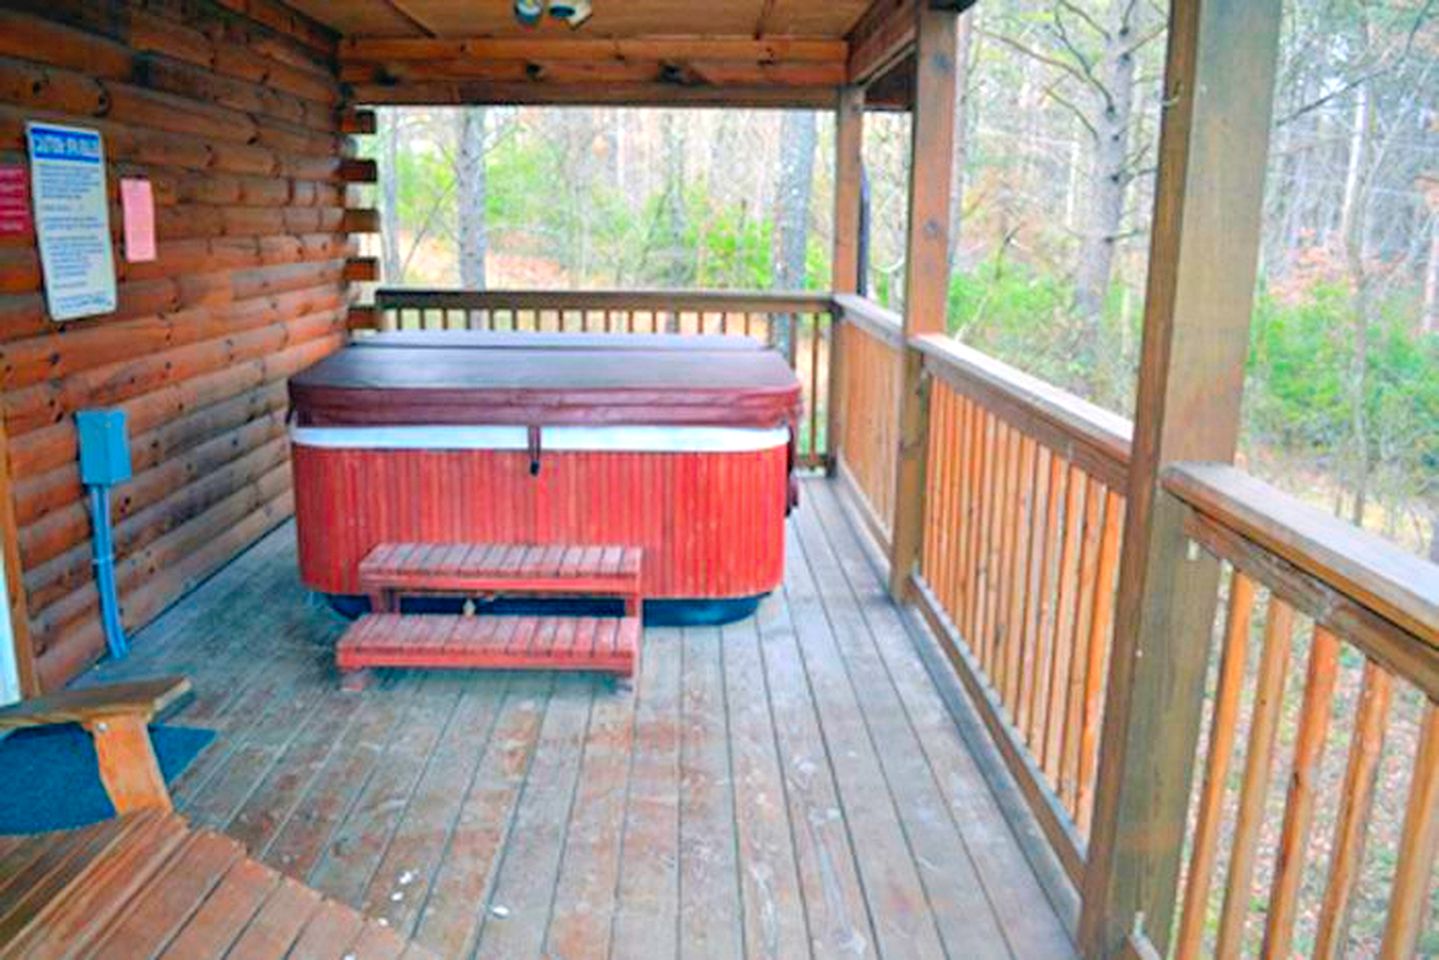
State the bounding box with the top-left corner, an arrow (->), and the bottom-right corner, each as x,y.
340,36 -> 847,64
347,80 -> 840,110
846,0 -> 915,86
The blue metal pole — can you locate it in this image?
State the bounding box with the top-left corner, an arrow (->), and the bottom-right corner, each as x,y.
89,483 -> 128,659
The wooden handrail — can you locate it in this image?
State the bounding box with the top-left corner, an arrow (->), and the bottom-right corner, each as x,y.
1165,462 -> 1439,700
376,287 -> 836,315
1164,463 -> 1438,651
913,333 -> 1133,489
832,293 -> 904,347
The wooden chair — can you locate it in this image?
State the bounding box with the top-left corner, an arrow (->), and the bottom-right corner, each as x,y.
0,677 -> 436,959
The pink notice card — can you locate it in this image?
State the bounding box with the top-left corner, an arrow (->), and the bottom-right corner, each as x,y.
120,177 -> 156,262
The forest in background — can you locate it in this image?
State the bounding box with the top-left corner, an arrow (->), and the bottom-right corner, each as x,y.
365,0 -> 1438,561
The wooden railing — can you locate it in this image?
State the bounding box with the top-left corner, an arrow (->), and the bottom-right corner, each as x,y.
1162,463 -> 1438,960
831,294 -> 904,548
370,288 -> 837,469
908,333 -> 1133,883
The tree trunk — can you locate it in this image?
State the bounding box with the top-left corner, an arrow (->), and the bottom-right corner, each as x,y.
379,108 -> 402,284
773,110 -> 818,359
1071,9 -> 1138,364
1337,85 -> 1371,252
1343,99 -> 1373,529
1424,210 -> 1439,334
456,108 -> 488,290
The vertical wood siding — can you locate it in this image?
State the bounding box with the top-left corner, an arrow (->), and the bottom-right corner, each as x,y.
0,1 -> 348,689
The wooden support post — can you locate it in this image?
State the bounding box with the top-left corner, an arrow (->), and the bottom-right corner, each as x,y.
1077,1 -> 1283,956
0,417 -> 37,697
84,714 -> 171,814
829,85 -> 866,476
832,86 -> 865,295
887,2 -> 958,599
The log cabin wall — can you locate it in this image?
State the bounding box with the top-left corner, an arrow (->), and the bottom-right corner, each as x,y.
0,0 -> 355,691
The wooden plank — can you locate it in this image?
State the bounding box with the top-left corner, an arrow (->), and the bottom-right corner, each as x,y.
472,675 -> 594,959
1077,0 -> 1285,953
305,674 -> 467,907
717,615 -> 810,959
792,498 -> 1013,955
676,625 -> 743,955
544,675 -> 638,959
359,677 -> 506,937
752,588 -> 876,956
1165,462 -> 1439,651
609,628 -> 682,959
782,524 -> 947,957
806,478 -> 1076,955
411,676 -> 552,957
0,676 -> 189,729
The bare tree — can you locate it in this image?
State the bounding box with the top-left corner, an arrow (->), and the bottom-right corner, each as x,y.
456,108 -> 488,290
773,110 -> 818,357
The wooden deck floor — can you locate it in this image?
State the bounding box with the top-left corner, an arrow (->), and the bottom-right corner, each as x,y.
82,478 -> 1076,959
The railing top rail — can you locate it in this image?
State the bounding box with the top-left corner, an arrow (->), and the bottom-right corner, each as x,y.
1165,462 -> 1439,656
913,332 -> 1134,488
375,287 -> 836,314
832,293 -> 904,347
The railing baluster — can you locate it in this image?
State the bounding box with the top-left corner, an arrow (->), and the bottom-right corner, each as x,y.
1378,701 -> 1438,959
1312,660 -> 1392,959
1076,489 -> 1122,837
1216,596 -> 1296,959
1174,571 -> 1258,960
1261,624 -> 1341,959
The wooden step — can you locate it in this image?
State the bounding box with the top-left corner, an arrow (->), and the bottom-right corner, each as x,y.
359,543 -> 642,614
336,614 -> 639,681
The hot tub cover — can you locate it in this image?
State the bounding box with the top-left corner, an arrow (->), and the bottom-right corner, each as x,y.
356,330 -> 764,351
289,345 -> 802,429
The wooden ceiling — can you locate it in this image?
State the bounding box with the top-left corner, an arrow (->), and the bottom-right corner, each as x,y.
295,0 -> 935,108
287,0 -> 875,40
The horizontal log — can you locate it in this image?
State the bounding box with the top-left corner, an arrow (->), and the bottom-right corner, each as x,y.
3,284 -> 343,390
347,305 -> 379,331
0,105 -> 344,182
13,380 -> 290,527
7,330 -> 342,478
33,485 -> 294,690
0,11 -> 336,130
23,434 -> 290,608
342,209 -> 380,233
18,407 -> 286,572
29,461 -> 292,642
5,306 -> 343,436
341,109 -> 376,135
0,56 -> 342,159
339,159 -> 378,183
344,257 -> 379,282
0,258 -> 345,343
212,0 -> 335,58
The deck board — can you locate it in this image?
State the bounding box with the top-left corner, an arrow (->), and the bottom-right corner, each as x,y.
78,477 -> 1075,959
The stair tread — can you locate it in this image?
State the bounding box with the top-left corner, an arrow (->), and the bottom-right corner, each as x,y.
336,614 -> 639,676
359,543 -> 642,588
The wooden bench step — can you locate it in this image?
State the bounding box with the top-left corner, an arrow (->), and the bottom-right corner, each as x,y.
336,614 -> 639,680
358,543 -> 643,614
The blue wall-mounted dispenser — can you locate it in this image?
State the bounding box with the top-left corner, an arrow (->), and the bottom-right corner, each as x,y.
76,409 -> 131,660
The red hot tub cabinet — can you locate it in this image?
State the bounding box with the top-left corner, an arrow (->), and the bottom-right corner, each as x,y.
288,341 -> 803,621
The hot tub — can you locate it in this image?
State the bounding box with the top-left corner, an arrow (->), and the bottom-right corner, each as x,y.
288,340 -> 802,622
